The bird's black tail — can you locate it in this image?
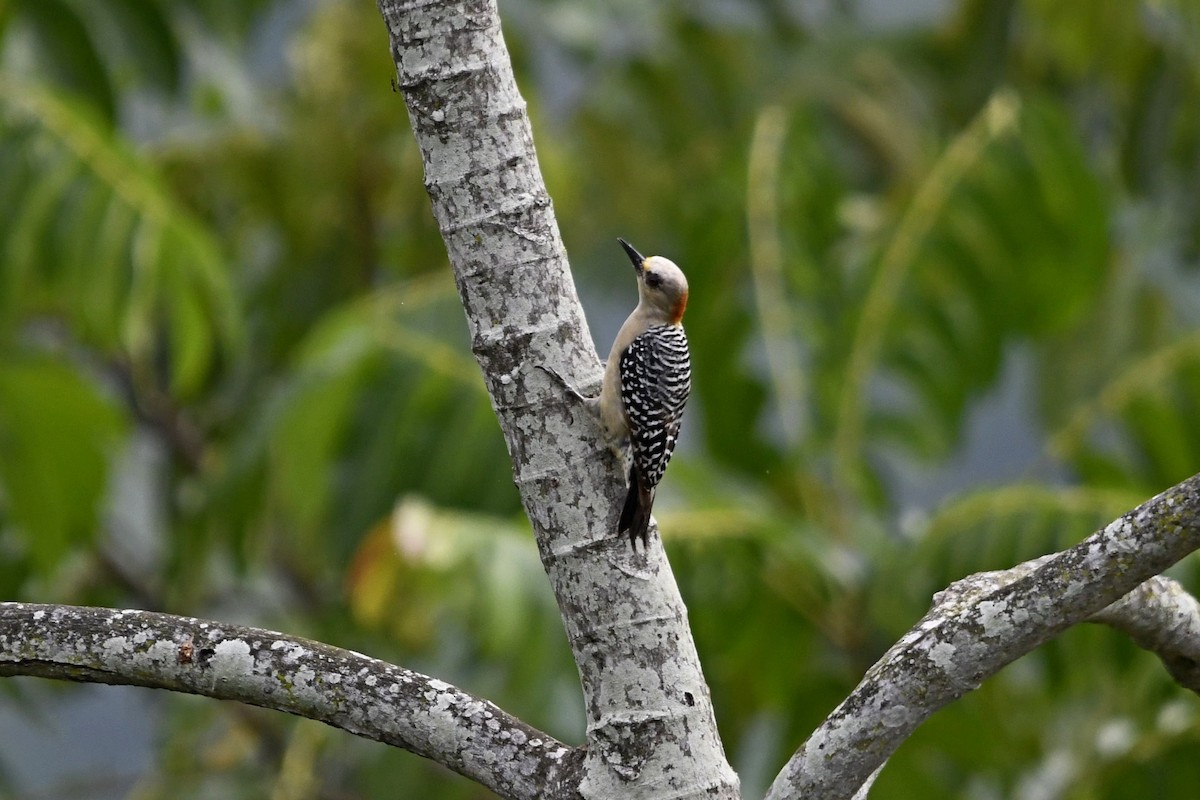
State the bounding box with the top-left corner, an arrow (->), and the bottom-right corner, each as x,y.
619,464 -> 655,549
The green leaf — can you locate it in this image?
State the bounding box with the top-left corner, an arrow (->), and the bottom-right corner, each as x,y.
262,277 -> 516,560
271,359 -> 368,533
159,0 -> 275,43
1050,333 -> 1200,491
0,358 -> 127,571
831,92 -> 1110,486
102,0 -> 183,95
0,76 -> 242,397
10,0 -> 115,122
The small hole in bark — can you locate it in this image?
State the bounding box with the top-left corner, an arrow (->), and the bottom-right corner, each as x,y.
684,692 -> 695,706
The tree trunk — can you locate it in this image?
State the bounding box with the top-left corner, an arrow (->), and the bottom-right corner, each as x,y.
375,0 -> 740,797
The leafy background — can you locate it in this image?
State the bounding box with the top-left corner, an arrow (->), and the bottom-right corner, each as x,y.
2,0 -> 1200,797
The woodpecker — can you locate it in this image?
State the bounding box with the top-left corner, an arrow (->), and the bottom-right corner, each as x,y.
597,238 -> 691,549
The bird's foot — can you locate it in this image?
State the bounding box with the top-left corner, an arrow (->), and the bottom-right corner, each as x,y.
536,364 -> 597,406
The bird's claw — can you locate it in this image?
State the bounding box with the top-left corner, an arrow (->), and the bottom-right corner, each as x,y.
536,364 -> 594,405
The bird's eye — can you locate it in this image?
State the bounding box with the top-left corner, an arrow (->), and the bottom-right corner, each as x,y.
645,272 -> 663,289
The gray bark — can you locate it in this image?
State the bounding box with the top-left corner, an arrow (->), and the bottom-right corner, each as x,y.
933,563 -> 1200,695
766,474 -> 1200,800
0,602 -> 580,797
375,0 -> 739,798
1091,575 -> 1200,693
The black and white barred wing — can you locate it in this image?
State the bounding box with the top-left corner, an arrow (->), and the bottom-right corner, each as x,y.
618,324 -> 691,488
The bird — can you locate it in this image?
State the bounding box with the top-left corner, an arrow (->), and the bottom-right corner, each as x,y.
549,238 -> 690,549
539,239 -> 691,548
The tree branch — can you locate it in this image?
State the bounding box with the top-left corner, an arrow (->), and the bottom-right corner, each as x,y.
934,562 -> 1200,695
1091,575 -> 1200,693
0,603 -> 580,799
375,1 -> 739,797
766,472 -> 1200,800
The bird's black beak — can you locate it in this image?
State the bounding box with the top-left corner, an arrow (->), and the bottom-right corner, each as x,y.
618,238 -> 646,274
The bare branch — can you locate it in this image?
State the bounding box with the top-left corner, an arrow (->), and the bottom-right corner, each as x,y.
1088,576 -> 1200,693
924,565 -> 1200,695
766,473 -> 1200,800
375,1 -> 739,796
0,603 -> 580,800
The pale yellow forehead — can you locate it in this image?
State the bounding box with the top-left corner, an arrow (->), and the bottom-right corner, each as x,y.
641,255 -> 688,297
644,255 -> 686,282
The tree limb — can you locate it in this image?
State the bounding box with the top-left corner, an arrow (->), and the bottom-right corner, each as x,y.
939,563 -> 1200,695
766,472 -> 1200,800
0,602 -> 580,799
375,1 -> 739,796
1091,575 -> 1200,693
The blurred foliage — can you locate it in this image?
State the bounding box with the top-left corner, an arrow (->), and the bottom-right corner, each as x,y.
2,0 -> 1200,798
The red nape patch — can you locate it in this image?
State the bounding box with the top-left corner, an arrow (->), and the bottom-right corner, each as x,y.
671,291 -> 688,324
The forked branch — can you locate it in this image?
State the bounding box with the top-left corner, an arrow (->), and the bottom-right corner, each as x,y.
767,473 -> 1200,800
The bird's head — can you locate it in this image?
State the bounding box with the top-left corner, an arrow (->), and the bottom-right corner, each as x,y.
618,238 -> 689,324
